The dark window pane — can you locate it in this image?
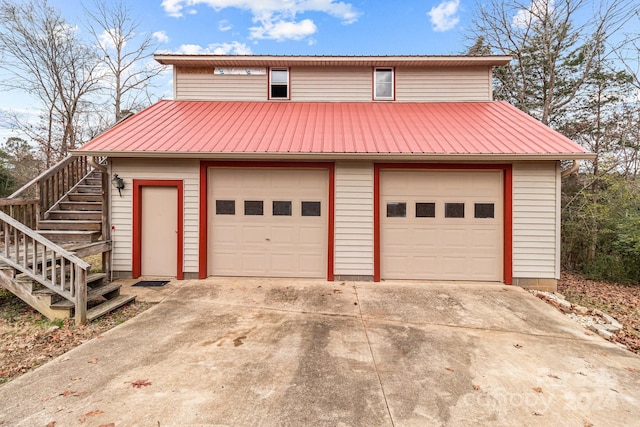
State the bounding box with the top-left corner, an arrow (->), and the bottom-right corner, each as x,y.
244,200 -> 263,215
475,203 -> 495,218
273,201 -> 292,216
271,84 -> 288,98
386,202 -> 406,218
445,203 -> 464,218
216,200 -> 235,215
302,201 -> 321,217
416,202 -> 435,218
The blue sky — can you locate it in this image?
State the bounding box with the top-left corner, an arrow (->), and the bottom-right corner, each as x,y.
51,0 -> 473,56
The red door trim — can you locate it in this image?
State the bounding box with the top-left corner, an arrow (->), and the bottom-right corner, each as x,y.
132,180 -> 184,280
199,161 -> 335,281
373,163 -> 513,284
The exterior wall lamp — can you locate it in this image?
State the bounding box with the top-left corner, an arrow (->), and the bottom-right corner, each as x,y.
112,174 -> 125,197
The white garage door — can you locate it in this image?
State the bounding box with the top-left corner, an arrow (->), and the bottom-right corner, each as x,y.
208,168 -> 328,278
381,170 -> 503,281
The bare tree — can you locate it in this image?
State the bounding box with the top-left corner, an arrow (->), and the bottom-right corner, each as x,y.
0,0 -> 101,162
468,0 -> 633,127
84,0 -> 164,123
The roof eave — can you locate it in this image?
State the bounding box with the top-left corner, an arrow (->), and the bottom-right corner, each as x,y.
153,54 -> 512,67
72,150 -> 595,162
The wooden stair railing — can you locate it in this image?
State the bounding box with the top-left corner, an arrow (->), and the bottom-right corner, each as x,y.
0,210 -> 90,323
7,155 -> 90,226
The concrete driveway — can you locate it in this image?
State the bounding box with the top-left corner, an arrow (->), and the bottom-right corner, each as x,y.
1,279 -> 639,426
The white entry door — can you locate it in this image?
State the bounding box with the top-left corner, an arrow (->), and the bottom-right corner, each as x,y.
141,186 -> 178,277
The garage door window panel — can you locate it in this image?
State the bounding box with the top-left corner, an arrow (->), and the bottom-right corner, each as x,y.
387,202 -> 406,218
273,201 -> 292,216
302,201 -> 321,217
474,203 -> 495,218
416,202 -> 436,218
216,200 -> 235,215
245,200 -> 264,215
445,203 -> 465,218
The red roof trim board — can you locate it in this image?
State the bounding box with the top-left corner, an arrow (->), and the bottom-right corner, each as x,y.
77,100 -> 592,159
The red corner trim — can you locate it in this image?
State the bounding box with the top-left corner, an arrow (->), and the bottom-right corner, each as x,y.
373,164 -> 381,282
199,161 -> 335,280
132,180 -> 184,280
503,166 -> 513,285
373,163 -> 513,284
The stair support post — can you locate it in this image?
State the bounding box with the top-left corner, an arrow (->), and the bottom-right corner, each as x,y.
74,264 -> 87,324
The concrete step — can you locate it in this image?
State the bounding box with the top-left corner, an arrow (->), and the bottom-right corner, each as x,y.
37,230 -> 100,244
38,220 -> 101,231
59,201 -> 102,211
87,294 -> 136,321
48,210 -> 102,220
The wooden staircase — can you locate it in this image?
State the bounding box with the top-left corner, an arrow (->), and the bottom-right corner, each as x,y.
0,156 -> 135,324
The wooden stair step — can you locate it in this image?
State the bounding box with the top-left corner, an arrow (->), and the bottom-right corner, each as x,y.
84,178 -> 102,185
50,279 -> 117,309
48,210 -> 102,220
68,193 -> 102,202
87,294 -> 136,321
38,230 -> 100,244
75,185 -> 102,194
67,241 -> 111,258
59,201 -> 102,211
38,220 -> 101,231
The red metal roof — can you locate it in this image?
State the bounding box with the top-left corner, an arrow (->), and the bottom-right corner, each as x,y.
78,100 -> 591,158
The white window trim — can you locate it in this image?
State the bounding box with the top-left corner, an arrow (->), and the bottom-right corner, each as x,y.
374,67 -> 394,100
269,67 -> 290,100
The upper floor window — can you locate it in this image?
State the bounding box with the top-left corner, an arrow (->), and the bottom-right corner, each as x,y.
374,68 -> 394,100
270,68 -> 289,99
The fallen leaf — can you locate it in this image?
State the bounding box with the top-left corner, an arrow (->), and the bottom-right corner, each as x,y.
600,353 -> 608,357
472,385 -> 481,391
513,344 -> 523,349
98,424 -> 115,427
584,422 -> 594,427
533,387 -> 543,393
88,358 -> 98,364
445,367 -> 454,372
547,374 -> 560,379
532,412 -> 543,416
625,367 -> 640,374
84,410 -> 103,417
131,379 -> 152,388
46,422 -> 56,427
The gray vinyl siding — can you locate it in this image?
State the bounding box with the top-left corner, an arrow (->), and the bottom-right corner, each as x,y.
175,72 -> 267,101
395,67 -> 492,102
334,161 -> 375,276
173,66 -> 493,102
512,162 -> 559,279
109,158 -> 200,275
291,67 -> 371,102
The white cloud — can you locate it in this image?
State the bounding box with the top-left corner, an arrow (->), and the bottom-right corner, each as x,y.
152,31 -> 170,43
512,0 -> 553,29
250,18 -> 317,41
161,0 -> 359,41
427,0 -> 461,32
175,41 -> 252,55
218,19 -> 232,31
